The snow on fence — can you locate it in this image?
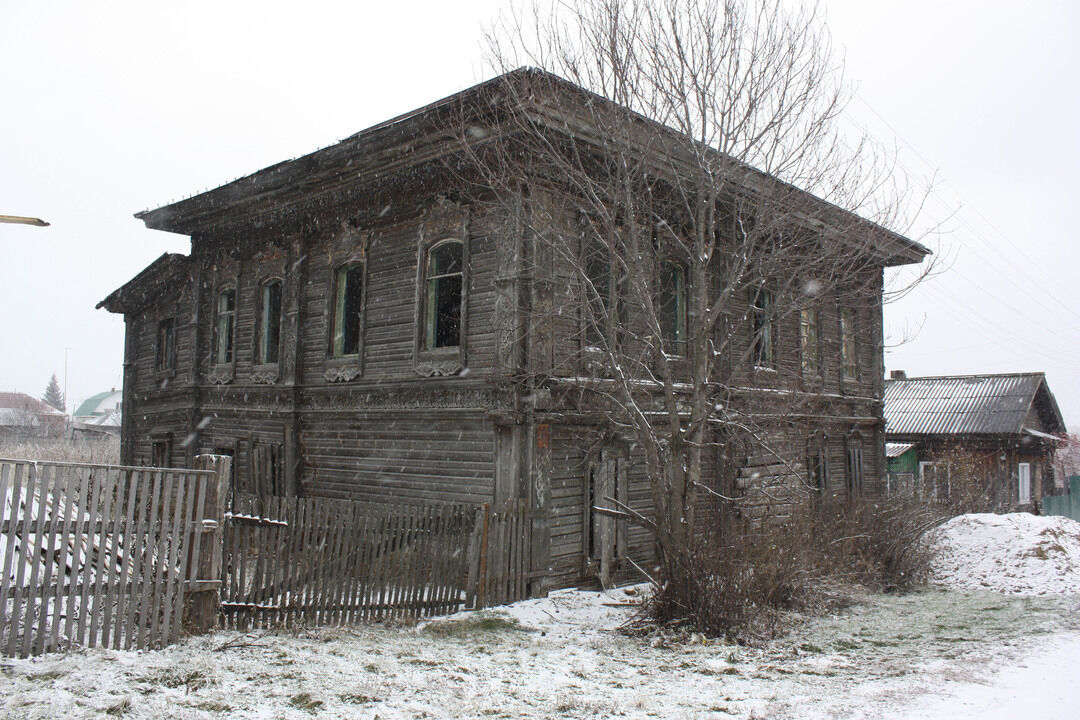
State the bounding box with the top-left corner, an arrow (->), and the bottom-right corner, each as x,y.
221,495 -> 504,628
0,456 -> 227,658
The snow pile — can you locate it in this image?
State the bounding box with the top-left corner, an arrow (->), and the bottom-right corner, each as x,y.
929,513 -> 1080,595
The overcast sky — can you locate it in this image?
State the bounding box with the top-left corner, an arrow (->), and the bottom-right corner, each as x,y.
1,1 -> 1077,429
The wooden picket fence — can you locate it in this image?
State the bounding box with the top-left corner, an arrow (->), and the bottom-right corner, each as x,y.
0,457 -> 227,658
475,499 -> 528,608
221,495 -> 483,628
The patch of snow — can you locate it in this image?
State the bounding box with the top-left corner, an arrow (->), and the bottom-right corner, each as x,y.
928,513 -> 1080,595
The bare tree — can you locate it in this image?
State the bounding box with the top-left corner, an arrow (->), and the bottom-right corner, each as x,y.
451,0 -> 931,614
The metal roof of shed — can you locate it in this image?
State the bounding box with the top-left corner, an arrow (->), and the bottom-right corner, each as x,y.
883,372 -> 1064,437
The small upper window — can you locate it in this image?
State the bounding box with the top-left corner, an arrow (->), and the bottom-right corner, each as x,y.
424,240 -> 463,349
257,279 -> 283,365
840,308 -> 856,381
751,287 -> 775,368
658,261 -> 688,355
213,289 -> 236,365
331,263 -> 365,357
800,308 -> 819,376
156,318 -> 175,372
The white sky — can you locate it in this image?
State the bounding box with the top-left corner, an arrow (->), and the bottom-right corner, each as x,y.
1,0 -> 1077,429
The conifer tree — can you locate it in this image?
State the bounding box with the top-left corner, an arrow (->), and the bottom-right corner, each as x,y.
43,373 -> 65,412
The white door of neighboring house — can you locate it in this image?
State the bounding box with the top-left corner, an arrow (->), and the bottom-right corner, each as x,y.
1018,462 -> 1031,505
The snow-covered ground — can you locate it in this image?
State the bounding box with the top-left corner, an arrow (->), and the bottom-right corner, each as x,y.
928,512 -> 1080,594
1,513 -> 1078,719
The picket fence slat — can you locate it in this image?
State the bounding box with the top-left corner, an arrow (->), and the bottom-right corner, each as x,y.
0,458 -> 225,658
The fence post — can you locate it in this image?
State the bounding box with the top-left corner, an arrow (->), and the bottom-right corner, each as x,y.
472,503 -> 491,609
184,454 -> 230,634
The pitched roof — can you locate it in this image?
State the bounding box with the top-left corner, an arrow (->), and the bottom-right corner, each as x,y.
96,253 -> 190,314
884,372 -> 1066,437
73,390 -> 122,418
131,68 -> 928,267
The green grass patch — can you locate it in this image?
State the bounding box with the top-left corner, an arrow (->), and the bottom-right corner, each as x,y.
421,613 -> 528,639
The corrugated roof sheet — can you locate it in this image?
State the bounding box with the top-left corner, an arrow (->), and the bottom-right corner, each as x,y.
885,442 -> 915,458
884,373 -> 1046,436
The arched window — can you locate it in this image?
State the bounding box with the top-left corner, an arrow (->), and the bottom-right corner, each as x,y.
213,289 -> 236,365
257,279 -> 283,365
330,262 -> 365,357
658,260 -> 687,354
424,240 -> 463,349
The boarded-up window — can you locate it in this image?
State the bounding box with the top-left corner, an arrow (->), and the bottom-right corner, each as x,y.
258,279 -> 282,365
424,240 -> 463,349
846,437 -> 864,495
331,263 -> 365,357
213,289 -> 236,365
155,318 -> 175,371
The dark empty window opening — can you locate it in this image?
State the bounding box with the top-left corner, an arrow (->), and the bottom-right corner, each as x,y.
807,440 -> 828,494
752,287 -> 775,368
424,240 -> 463,349
213,289 -> 236,365
658,261 -> 688,354
156,318 -> 175,372
331,263 -> 364,357
151,436 -> 172,468
258,279 -> 282,365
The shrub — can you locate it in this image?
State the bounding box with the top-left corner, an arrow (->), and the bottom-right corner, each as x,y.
644,494 -> 945,641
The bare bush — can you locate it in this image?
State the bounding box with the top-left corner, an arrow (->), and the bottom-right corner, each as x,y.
0,437 -> 120,465
645,494 -> 944,640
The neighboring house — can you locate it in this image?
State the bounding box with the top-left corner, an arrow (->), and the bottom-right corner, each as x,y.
0,392 -> 67,440
71,390 -> 123,439
98,70 -> 928,593
884,371 -> 1066,510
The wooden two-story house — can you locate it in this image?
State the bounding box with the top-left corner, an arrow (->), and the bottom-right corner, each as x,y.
99,69 -> 928,593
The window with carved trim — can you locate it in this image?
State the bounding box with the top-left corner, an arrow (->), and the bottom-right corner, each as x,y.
212,289 -> 236,365
423,240 -> 463,349
257,279 -> 282,365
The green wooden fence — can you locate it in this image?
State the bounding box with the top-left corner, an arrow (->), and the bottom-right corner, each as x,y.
1042,476 -> 1080,522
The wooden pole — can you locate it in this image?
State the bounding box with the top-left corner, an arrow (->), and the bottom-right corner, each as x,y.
183,455 -> 229,634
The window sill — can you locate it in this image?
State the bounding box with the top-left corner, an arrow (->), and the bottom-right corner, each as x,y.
415,346 -> 464,377
252,364 -> 281,384
323,355 -> 361,383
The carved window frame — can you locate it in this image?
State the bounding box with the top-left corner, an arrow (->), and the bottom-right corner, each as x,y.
323,253 -> 367,383
806,432 -> 829,497
253,276 -> 284,384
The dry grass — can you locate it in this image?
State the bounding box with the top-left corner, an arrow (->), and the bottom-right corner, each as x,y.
0,437 -> 120,465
